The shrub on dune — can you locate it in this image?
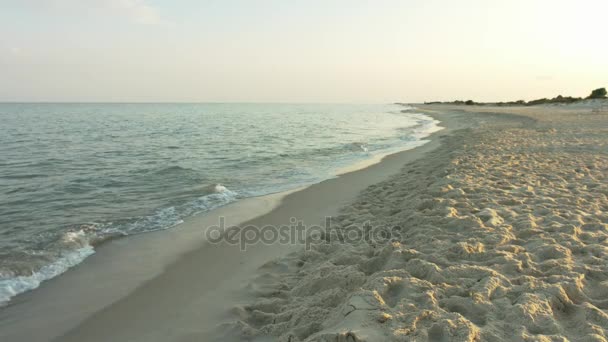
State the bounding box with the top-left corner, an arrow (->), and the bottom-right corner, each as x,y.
587,87 -> 607,99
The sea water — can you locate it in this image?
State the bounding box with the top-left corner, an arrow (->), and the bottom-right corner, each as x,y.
0,103 -> 440,304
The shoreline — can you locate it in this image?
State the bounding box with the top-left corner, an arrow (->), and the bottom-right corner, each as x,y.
53,110 -> 473,342
0,103 -> 437,309
210,104 -> 606,341
1,109 -> 468,342
0,105 -> 438,308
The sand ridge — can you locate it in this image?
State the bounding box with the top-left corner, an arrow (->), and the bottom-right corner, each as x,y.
224,105 -> 608,341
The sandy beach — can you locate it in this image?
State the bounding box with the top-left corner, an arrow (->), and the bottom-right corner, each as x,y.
214,103 -> 607,341
3,103 -> 607,342
46,110 -> 471,342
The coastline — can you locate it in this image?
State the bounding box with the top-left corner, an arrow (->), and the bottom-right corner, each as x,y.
209,104 -> 606,341
1,109 -> 469,342
12,103 -> 604,341
0,103 -> 435,309
51,109 -> 475,342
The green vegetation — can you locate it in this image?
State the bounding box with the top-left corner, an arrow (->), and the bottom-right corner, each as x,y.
588,88 -> 607,99
424,87 -> 605,106
526,95 -> 582,106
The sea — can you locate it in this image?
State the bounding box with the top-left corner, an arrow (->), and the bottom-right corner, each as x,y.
0,103 -> 440,305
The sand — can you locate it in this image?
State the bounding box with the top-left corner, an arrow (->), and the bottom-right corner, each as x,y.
217,104 -> 608,341
7,102 -> 607,342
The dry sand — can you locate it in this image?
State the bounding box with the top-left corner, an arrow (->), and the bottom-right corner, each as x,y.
221,104 -> 608,341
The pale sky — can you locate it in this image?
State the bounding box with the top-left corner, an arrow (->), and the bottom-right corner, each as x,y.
0,0 -> 606,103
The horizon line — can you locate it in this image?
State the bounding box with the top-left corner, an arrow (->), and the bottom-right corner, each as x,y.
0,101 -> 409,105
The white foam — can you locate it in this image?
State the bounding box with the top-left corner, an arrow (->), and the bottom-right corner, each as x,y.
0,243 -> 95,306
406,111 -> 444,139
214,184 -> 228,193
0,186 -> 239,306
192,185 -> 238,213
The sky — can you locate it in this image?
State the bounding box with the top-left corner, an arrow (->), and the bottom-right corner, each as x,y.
0,0 -> 606,103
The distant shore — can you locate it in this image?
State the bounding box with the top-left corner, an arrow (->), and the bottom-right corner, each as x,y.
419,87 -> 607,107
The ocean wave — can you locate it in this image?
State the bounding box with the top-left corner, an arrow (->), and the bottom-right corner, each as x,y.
189,184 -> 238,212
0,230 -> 95,306
348,142 -> 369,153
92,184 -> 238,237
0,184 -> 239,306
398,112 -> 443,140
